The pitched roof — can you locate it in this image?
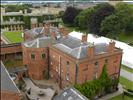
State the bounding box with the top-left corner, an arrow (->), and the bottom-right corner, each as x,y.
24,26 -> 62,38
1,62 -> 20,93
23,37 -> 57,48
53,87 -> 89,100
54,35 -> 108,59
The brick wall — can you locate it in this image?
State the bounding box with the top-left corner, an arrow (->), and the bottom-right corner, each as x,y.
0,43 -> 22,61
49,44 -> 122,88
1,91 -> 20,100
23,45 -> 48,80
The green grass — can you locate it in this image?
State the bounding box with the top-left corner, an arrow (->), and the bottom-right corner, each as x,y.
109,94 -> 133,100
110,77 -> 133,100
118,33 -> 133,45
107,33 -> 133,46
119,77 -> 133,91
121,65 -> 133,73
61,23 -> 88,34
3,31 -> 23,43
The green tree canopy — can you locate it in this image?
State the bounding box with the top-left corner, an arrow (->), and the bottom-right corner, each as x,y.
100,14 -> 122,37
62,6 -> 81,26
88,3 -> 115,36
75,7 -> 94,29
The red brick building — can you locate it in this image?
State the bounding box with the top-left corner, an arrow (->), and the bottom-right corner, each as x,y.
1,62 -> 21,100
49,35 -> 122,88
0,43 -> 22,61
22,28 -> 122,88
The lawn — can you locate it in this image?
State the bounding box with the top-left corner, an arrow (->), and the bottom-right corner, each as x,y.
121,65 -> 133,73
61,23 -> 88,34
3,31 -> 23,43
119,77 -> 133,91
118,33 -> 133,45
109,77 -> 133,100
109,94 -> 133,100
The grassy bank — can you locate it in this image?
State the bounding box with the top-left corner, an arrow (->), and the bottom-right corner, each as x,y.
119,76 -> 133,91
121,65 -> 133,73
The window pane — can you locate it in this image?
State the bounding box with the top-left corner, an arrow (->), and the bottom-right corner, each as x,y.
42,53 -> 46,59
31,54 -> 35,59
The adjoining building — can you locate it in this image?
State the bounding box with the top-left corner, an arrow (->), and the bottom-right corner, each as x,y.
53,87 -> 89,100
1,62 -> 21,100
1,7 -> 62,31
22,25 -> 122,89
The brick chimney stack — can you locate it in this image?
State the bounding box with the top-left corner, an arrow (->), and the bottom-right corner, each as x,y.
51,31 -> 56,39
108,40 -> 115,52
81,34 -> 87,43
44,23 -> 50,36
87,43 -> 95,58
59,28 -> 69,36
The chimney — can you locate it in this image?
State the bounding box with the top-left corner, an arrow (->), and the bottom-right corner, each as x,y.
59,27 -> 69,36
81,34 -> 87,43
31,18 -> 38,28
39,23 -> 43,27
44,23 -> 50,36
108,40 -> 115,52
87,44 -> 95,58
51,31 -> 56,39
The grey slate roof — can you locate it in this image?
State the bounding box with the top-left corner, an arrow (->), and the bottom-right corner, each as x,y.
24,26 -> 62,39
1,62 -> 20,93
25,27 -> 44,37
54,35 -> 92,59
94,43 -> 107,54
59,35 -> 85,49
23,36 -> 57,48
54,35 -> 108,59
53,87 -> 89,100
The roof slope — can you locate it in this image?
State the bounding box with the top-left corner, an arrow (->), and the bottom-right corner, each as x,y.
23,37 -> 57,48
1,62 -> 20,93
53,87 -> 89,100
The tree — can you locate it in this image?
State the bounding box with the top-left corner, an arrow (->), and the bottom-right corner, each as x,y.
101,3 -> 133,37
62,6 -> 81,26
88,3 -> 115,36
115,2 -> 133,34
100,14 -> 122,38
75,7 -> 94,29
23,16 -> 31,29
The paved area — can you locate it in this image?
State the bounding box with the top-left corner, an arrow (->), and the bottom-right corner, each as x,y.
98,84 -> 123,100
33,79 -> 61,93
23,78 -> 55,100
120,69 -> 133,82
1,35 -> 10,44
